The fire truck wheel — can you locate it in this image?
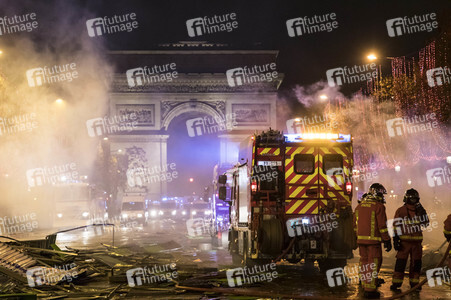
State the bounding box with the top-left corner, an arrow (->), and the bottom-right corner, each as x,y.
259,219 -> 283,255
243,246 -> 251,266
318,258 -> 347,272
229,229 -> 242,265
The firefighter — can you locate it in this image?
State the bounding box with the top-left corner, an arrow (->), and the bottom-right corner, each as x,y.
444,214 -> 451,271
390,189 -> 429,291
358,193 -> 368,204
354,183 -> 391,299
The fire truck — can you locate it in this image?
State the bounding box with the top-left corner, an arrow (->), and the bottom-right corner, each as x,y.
208,164 -> 232,246
218,129 -> 356,270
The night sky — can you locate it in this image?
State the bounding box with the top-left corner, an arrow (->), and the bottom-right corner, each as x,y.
2,0 -> 450,94
83,0 -> 450,90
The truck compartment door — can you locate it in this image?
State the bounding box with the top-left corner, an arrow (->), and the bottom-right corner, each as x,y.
284,146 -> 321,214
319,146 -> 352,206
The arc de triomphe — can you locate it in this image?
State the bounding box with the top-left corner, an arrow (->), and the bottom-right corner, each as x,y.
107,43 -> 283,201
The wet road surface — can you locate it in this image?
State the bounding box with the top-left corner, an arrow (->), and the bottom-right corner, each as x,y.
2,218 -> 450,299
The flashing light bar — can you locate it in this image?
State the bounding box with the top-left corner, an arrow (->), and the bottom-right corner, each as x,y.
284,133 -> 351,143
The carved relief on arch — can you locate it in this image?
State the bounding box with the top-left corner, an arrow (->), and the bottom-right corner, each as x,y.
160,100 -> 225,131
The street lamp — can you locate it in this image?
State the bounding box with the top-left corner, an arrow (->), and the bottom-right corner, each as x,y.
53,98 -> 67,110
319,95 -> 332,112
366,53 -> 395,63
367,54 -> 378,61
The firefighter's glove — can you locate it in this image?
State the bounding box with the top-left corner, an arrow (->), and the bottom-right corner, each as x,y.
445,233 -> 451,242
415,203 -> 426,217
383,239 -> 392,252
393,236 -> 402,251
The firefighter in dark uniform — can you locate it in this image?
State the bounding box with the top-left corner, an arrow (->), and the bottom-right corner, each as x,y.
444,214 -> 451,271
358,193 -> 368,204
390,189 -> 429,290
354,183 -> 392,299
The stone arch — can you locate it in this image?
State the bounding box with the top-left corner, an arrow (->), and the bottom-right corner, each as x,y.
161,101 -> 224,131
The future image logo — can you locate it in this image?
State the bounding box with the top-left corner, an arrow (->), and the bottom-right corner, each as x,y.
126,264 -> 177,287
126,164 -> 178,187
286,114 -> 337,134
326,267 -> 346,287
387,213 -> 438,238
326,167 -> 344,187
386,118 -> 404,137
226,63 -> 278,87
0,13 -> 38,36
26,163 -> 78,187
226,263 -> 278,287
26,264 -> 78,287
186,218 -> 210,237
286,13 -> 338,37
26,63 -> 78,87
286,214 -> 337,237
0,113 -> 38,136
0,213 -> 38,236
385,113 -> 438,138
426,166 -> 451,187
326,64 -> 377,87
186,114 -> 237,137
86,13 -> 138,37
26,68 -> 44,87
426,267 -> 450,287
386,13 -> 438,37
126,63 -> 178,87
86,114 -> 138,137
426,67 -> 450,87
186,13 -> 238,37
326,263 -> 377,287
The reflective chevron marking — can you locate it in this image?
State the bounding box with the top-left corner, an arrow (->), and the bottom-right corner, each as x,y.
285,199 -> 328,214
257,148 -> 280,155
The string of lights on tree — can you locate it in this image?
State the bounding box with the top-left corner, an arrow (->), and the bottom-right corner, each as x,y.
329,31 -> 450,172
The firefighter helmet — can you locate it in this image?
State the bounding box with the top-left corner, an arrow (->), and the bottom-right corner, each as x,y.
369,183 -> 387,202
403,188 -> 420,204
358,192 -> 369,204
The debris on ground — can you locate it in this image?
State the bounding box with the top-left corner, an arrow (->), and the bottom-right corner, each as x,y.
0,232 -> 222,299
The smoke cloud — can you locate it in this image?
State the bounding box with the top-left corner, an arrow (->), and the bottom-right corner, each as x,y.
0,1 -> 111,218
